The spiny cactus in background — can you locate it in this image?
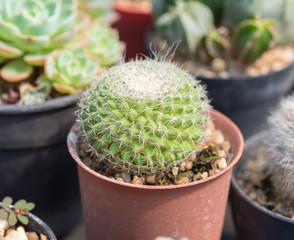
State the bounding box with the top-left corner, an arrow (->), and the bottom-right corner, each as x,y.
199,27 -> 230,61
154,0 -> 213,58
265,93 -> 294,206
234,17 -> 277,64
0,197 -> 35,227
40,49 -> 99,95
78,59 -> 210,173
223,0 -> 294,45
85,22 -> 124,68
0,0 -> 88,83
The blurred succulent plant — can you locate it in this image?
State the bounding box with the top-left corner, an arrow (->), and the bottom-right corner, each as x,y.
41,48 -> 98,95
0,197 -> 35,227
265,93 -> 294,206
18,82 -> 50,105
85,22 -> 124,68
223,0 -> 294,45
78,0 -> 114,19
0,0 -> 88,83
234,17 -> 277,63
78,59 -> 210,173
154,0 -> 213,58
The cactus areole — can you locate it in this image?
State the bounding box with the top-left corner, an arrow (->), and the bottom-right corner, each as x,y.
78,59 -> 211,173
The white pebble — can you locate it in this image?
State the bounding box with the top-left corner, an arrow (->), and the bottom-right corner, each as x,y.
213,130 -> 224,144
200,171 -> 208,179
218,158 -> 227,170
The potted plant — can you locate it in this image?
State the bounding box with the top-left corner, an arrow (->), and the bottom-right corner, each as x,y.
112,0 -> 153,60
0,196 -> 56,240
149,0 -> 294,139
67,57 -> 244,239
230,93 -> 294,240
0,0 -> 124,236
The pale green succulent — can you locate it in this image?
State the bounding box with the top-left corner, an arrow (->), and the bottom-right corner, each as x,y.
78,0 -> 114,19
78,59 -> 210,173
18,82 -> 51,105
41,48 -> 99,95
86,22 -> 124,68
0,0 -> 88,83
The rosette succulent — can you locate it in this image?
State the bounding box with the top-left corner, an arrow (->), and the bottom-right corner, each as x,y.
42,48 -> 98,95
78,0 -> 114,19
85,22 -> 124,68
78,59 -> 210,173
0,0 -> 87,83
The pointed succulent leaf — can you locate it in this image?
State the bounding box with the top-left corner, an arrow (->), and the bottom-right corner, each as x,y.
0,59 -> 33,82
14,199 -> 26,210
0,209 -> 8,220
17,214 -> 29,225
24,50 -> 58,67
0,40 -> 23,59
8,213 -> 17,226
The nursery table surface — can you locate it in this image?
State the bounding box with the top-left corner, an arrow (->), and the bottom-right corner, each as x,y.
62,223 -> 237,240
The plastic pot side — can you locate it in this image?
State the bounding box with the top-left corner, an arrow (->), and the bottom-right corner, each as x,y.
67,109 -> 244,240
230,132 -> 294,240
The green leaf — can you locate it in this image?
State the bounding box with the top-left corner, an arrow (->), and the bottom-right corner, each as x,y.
13,33 -> 49,52
14,199 -> 26,210
17,214 -> 29,225
0,39 -> 23,59
24,202 -> 35,212
0,209 -> 8,220
2,196 -> 12,208
8,213 -> 17,226
24,50 -> 58,67
0,59 -> 33,82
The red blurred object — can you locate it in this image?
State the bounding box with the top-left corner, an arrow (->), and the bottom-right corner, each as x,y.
112,0 -> 153,61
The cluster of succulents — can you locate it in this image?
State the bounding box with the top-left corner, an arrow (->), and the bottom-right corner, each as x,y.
0,0 -> 124,105
152,0 -> 292,66
0,197 -> 35,227
78,59 -> 211,173
265,93 -> 294,206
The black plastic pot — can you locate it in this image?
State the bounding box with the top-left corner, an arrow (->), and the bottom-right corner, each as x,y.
0,203 -> 57,240
0,94 -> 83,238
230,132 -> 294,240
197,64 -> 294,139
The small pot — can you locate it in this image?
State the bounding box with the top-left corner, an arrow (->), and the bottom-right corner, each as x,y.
112,0 -> 153,60
0,203 -> 57,240
67,109 -> 244,240
230,132 -> 294,240
0,94 -> 82,237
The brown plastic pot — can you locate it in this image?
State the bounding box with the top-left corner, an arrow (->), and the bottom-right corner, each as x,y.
67,109 -> 244,240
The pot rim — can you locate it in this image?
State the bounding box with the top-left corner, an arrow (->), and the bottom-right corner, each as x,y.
0,93 -> 80,115
231,131 -> 294,224
67,109 -> 244,190
196,62 -> 294,82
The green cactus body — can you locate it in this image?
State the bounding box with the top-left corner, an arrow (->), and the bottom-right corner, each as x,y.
266,93 -> 294,205
234,18 -> 277,64
155,0 -> 213,58
200,28 -> 230,60
78,59 -> 210,173
42,48 -> 98,95
224,0 -> 294,45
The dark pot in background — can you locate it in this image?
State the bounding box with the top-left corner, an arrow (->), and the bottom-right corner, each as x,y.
0,203 -> 57,240
0,94 -> 82,238
197,63 -> 294,139
67,109 -> 244,240
112,0 -> 153,60
230,132 -> 294,240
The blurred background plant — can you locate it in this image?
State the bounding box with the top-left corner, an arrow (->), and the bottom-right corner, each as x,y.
151,0 -> 294,78
0,0 -> 124,105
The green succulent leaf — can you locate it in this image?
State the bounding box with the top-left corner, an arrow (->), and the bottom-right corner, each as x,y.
2,196 -> 12,208
24,202 -> 35,211
17,214 -> 29,225
24,50 -> 58,67
0,209 -> 8,220
14,199 -> 26,210
0,58 -> 33,82
8,212 -> 17,226
0,39 -> 23,59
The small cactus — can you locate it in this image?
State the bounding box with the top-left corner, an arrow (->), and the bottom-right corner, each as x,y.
0,197 -> 35,227
78,59 -> 211,173
234,17 -> 277,64
265,93 -> 294,206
